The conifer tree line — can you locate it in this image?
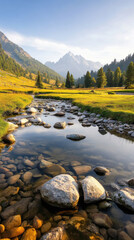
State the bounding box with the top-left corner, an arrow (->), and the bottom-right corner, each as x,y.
76,62 -> 134,88
65,71 -> 75,88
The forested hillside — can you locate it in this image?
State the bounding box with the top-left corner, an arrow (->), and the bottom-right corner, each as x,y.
0,43 -> 25,76
103,54 -> 134,72
0,31 -> 65,81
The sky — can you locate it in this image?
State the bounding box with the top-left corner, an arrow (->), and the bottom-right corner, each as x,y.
0,0 -> 134,65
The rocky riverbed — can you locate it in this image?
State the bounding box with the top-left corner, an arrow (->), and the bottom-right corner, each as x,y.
0,98 -> 134,240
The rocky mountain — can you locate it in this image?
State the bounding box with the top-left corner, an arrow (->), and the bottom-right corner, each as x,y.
0,31 -> 64,81
45,52 -> 102,78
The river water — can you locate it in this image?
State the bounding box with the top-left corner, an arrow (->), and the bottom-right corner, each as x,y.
0,98 -> 134,239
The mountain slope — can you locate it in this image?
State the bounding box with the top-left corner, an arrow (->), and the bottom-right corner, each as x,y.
0,31 -> 64,81
45,52 -> 102,78
103,54 -> 134,72
0,43 -> 25,76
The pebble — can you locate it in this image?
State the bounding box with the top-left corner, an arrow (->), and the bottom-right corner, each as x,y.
41,222 -> 52,233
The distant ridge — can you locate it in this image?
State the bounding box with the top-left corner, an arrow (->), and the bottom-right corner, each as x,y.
46,52 -> 102,78
103,54 -> 134,72
0,31 -> 64,81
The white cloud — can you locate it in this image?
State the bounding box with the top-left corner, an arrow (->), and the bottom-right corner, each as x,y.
3,29 -> 134,65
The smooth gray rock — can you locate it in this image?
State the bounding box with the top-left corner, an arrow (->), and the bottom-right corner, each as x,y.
19,118 -> 29,125
40,174 -> 79,208
54,112 -> 65,117
66,134 -> 86,141
81,176 -> 106,203
114,187 -> 134,211
54,122 -> 66,129
26,107 -> 37,113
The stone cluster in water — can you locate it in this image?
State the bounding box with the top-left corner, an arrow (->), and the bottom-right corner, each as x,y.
0,98 -> 134,240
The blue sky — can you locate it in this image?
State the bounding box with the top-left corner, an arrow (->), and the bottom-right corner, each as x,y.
0,0 -> 134,64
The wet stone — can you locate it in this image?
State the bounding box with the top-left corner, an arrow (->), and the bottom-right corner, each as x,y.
8,174 -> 20,185
41,222 -> 52,234
40,174 -> 79,208
114,187 -> 134,211
4,214 -> 21,230
81,176 -> 106,203
66,134 -> 86,141
3,134 -> 16,144
54,121 -> 66,129
93,212 -> 113,228
118,231 -> 132,240
73,165 -> 91,175
33,216 -> 43,229
21,228 -> 37,240
94,166 -> 110,175
1,197 -> 32,219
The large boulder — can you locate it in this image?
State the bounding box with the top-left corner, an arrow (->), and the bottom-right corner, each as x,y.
54,122 -> 66,129
114,187 -> 134,211
40,174 -> 79,208
66,134 -> 86,141
81,176 -> 106,203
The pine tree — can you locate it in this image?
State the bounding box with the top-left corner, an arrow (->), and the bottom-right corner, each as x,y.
119,71 -> 126,87
35,71 -> 43,88
65,71 -> 71,88
55,77 -> 60,87
106,68 -> 114,87
84,71 -> 92,88
29,72 -> 33,80
96,68 -> 107,88
70,74 -> 75,87
91,77 -> 96,87
114,67 -> 122,87
125,62 -> 134,88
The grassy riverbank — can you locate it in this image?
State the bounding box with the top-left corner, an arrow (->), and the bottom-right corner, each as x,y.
0,93 -> 33,139
36,90 -> 134,123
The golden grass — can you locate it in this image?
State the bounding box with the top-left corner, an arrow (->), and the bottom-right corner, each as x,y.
36,90 -> 134,123
0,69 -> 51,92
0,93 -> 33,139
